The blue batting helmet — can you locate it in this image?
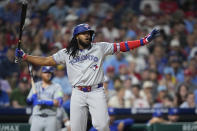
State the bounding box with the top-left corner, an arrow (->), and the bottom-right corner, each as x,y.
73,24 -> 94,38
41,66 -> 54,73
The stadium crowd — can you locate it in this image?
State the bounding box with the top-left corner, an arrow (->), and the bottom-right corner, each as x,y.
0,0 -> 197,114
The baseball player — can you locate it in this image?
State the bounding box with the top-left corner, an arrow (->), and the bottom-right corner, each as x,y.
16,23 -> 160,131
26,66 -> 63,131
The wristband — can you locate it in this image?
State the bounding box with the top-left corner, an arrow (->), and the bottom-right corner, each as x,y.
23,54 -> 27,60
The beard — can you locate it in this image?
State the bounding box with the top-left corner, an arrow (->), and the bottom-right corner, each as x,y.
78,38 -> 91,49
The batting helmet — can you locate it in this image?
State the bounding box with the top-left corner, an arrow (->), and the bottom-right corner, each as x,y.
41,66 -> 54,73
73,24 -> 94,39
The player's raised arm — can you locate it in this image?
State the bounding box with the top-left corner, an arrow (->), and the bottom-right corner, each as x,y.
15,49 -> 57,66
113,29 -> 160,53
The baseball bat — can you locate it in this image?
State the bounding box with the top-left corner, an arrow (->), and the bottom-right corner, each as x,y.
15,1 -> 28,63
28,63 -> 37,94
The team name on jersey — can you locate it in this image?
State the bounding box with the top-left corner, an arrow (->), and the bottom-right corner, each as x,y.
69,54 -> 99,65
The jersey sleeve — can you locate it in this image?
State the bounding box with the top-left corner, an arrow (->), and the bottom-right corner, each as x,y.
54,84 -> 64,99
96,42 -> 115,56
52,49 -> 67,65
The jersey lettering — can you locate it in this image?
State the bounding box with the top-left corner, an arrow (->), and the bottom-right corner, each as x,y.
69,54 -> 99,65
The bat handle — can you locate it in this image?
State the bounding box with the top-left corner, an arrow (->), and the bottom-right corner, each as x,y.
15,40 -> 21,63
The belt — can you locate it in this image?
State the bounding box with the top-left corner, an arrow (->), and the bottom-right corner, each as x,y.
75,83 -> 103,92
38,113 -> 49,117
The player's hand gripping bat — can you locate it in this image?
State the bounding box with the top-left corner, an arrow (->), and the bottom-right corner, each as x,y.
15,0 -> 28,63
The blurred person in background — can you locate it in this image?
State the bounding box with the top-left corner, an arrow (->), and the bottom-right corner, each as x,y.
108,78 -> 131,108
159,67 -> 177,98
131,84 -> 150,108
0,46 -> 19,79
180,92 -> 196,108
103,52 -> 128,75
123,76 -> 133,103
0,78 -> 12,95
48,0 -> 70,24
181,69 -> 196,91
140,81 -> 154,107
184,34 -> 196,57
0,82 -> 10,107
169,38 -> 187,61
153,85 -> 168,108
175,83 -> 189,107
168,56 -> 184,83
118,64 -> 129,81
127,60 -> 140,84
140,68 -> 150,82
104,66 -> 115,91
52,64 -> 72,101
151,44 -> 167,74
10,76 -> 30,108
0,32 -> 8,58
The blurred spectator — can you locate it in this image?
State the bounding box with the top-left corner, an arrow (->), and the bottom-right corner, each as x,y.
131,84 -> 150,108
180,92 -> 196,108
119,64 -> 129,81
159,67 -> 176,97
10,76 -> 30,108
184,34 -> 196,57
0,82 -> 10,107
103,53 -> 128,75
175,83 -> 189,107
0,32 -> 8,58
140,81 -> 154,107
151,44 -> 168,74
88,0 -> 113,19
0,78 -> 12,95
105,66 -> 115,91
69,0 -> 88,17
101,18 -> 120,42
108,78 -> 131,108
123,76 -> 133,101
140,0 -> 160,14
169,38 -> 187,61
52,65 -> 72,101
0,46 -> 19,79
153,85 -> 167,108
48,0 -> 70,24
184,11 -> 196,34
168,56 -> 184,83
2,1 -> 21,24
159,0 -> 179,14
36,0 -> 55,12
181,69 -> 196,91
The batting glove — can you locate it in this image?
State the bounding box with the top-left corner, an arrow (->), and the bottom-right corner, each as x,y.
15,48 -> 27,60
144,28 -> 160,43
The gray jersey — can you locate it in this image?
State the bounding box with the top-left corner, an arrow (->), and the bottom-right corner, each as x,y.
27,81 -> 63,116
52,42 -> 114,86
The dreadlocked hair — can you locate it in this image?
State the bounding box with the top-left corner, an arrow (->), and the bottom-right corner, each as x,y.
66,37 -> 79,59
